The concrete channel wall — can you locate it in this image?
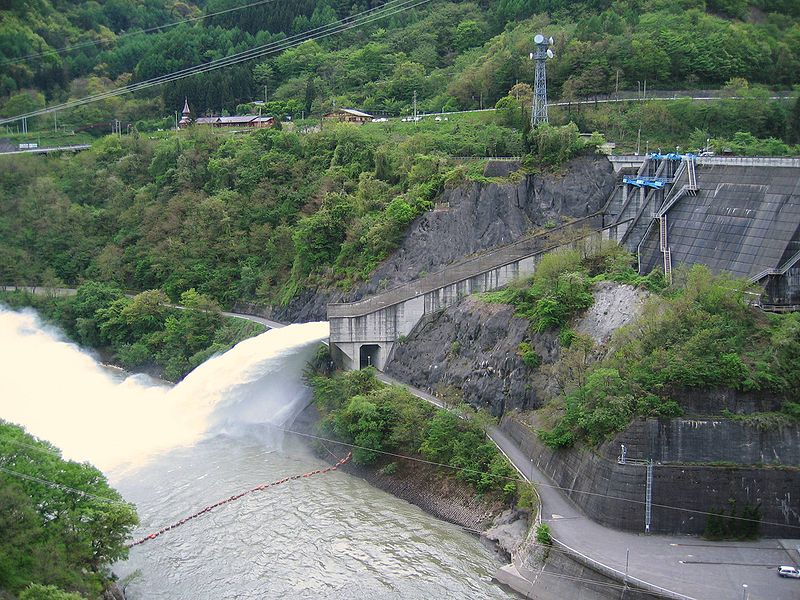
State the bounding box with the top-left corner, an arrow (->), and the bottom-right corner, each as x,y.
328,215 -> 627,370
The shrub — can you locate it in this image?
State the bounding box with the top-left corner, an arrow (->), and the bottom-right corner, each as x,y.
535,523 -> 552,545
517,342 -> 542,368
559,327 -> 576,348
379,461 -> 398,476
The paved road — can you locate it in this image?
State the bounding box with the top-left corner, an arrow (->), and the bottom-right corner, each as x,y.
221,310 -> 285,330
377,372 -> 799,600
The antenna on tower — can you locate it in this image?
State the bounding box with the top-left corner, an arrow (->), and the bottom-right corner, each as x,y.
530,34 -> 554,127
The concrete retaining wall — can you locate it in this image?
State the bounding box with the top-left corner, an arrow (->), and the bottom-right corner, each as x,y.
329,216 -> 622,370
500,416 -> 800,537
614,418 -> 800,466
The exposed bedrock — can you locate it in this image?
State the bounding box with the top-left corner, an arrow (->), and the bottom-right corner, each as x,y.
385,297 -> 557,416
259,155 -> 616,323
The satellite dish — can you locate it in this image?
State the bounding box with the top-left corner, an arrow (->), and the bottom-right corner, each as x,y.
549,36 -> 554,44
534,34 -> 544,44
529,52 -> 534,59
547,48 -> 554,58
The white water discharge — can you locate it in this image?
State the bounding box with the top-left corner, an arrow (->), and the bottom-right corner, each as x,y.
0,307 -> 328,474
0,307 -> 514,599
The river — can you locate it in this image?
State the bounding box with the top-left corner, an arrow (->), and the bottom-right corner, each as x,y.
0,307 -> 515,599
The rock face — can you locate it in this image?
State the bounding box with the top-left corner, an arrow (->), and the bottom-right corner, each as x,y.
573,280 -> 648,345
482,509 -> 529,559
386,297 -> 559,416
268,155 -> 616,322
358,155 -> 616,297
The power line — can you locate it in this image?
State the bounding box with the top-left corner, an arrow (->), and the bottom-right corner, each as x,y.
0,0 -> 432,125
1,0 -> 285,67
272,424 -> 800,531
0,0 -> 425,122
0,466 -> 130,506
0,434 -> 63,458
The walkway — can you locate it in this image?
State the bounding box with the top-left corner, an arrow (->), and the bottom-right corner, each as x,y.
376,373 -> 799,600
0,144 -> 91,155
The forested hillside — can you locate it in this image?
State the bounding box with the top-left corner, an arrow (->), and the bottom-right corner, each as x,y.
2,0 -> 799,134
0,118 -> 528,307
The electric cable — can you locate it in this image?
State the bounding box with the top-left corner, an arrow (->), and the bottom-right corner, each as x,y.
1,0 -> 288,66
0,465 -> 131,505
0,0 -> 431,125
272,424 -> 800,531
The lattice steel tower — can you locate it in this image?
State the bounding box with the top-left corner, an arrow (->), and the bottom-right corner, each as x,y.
530,34 -> 554,126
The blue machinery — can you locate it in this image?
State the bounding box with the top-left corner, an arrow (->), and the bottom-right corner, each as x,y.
622,177 -> 668,189
623,153 -> 697,188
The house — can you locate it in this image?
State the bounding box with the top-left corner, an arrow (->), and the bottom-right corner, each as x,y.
322,108 -> 374,124
179,100 -> 274,129
194,115 -> 274,128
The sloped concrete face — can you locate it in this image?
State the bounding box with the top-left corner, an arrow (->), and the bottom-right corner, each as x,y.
638,163 -> 800,288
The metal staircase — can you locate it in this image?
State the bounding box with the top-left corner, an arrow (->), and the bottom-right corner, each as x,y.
686,155 -> 698,193
659,214 -> 672,282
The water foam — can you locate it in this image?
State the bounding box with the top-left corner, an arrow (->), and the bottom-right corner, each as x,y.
0,307 -> 328,475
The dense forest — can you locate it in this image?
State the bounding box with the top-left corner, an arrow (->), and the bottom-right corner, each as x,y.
0,118 -> 534,309
2,0 -> 799,136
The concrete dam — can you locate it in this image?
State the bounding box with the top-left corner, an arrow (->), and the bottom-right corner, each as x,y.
328,154 -> 800,371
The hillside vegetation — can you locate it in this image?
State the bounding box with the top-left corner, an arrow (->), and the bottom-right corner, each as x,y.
487,247 -> 800,447
2,0 -> 798,144
0,421 -> 137,598
0,119 -> 529,308
1,283 -> 265,381
306,362 -> 521,500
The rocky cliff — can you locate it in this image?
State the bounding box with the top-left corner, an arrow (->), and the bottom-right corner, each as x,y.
385,297 -> 552,416
265,155 -> 617,323
385,281 -> 647,416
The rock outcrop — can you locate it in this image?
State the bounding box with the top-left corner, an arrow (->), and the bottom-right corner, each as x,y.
385,296 -> 559,416
267,155 -> 616,322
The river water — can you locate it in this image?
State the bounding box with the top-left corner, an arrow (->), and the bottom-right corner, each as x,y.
0,308 -> 514,599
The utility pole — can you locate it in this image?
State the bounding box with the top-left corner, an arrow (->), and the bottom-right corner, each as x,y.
413,90 -> 417,122
54,110 -> 57,133
645,459 -> 653,534
264,85 -> 268,103
530,34 -> 554,126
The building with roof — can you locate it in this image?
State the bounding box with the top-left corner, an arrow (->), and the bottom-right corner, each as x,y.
178,100 -> 274,129
322,108 -> 374,124
178,98 -> 192,128
193,115 -> 274,128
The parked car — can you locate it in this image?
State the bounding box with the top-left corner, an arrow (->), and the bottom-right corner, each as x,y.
778,566 -> 800,578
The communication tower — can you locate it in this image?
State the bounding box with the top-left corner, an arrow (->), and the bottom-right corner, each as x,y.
530,34 -> 554,126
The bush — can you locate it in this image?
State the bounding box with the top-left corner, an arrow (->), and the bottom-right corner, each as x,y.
379,461 -> 398,475
517,342 -> 542,368
535,523 -> 552,545
538,264 -> 798,447
308,369 -> 516,496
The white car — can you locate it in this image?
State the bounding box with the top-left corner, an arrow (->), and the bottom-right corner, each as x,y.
778,566 -> 800,578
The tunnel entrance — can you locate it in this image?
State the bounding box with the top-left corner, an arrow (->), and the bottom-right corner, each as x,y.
359,344 -> 381,369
